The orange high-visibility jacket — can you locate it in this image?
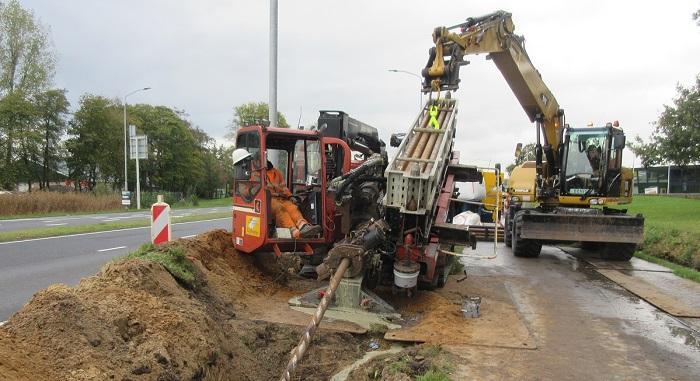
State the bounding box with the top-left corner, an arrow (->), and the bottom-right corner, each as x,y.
266,167 -> 292,198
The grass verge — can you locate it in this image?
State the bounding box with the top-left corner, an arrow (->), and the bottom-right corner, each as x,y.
622,195 -> 700,276
122,243 -> 196,288
0,212 -> 230,242
634,251 -> 700,284
385,345 -> 454,380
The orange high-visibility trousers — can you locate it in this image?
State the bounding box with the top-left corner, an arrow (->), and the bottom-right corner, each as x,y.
270,197 -> 308,230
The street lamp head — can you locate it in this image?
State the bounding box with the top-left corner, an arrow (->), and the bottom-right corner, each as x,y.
143,87 -> 152,91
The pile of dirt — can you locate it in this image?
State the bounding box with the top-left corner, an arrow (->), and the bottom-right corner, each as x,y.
0,230 -> 363,381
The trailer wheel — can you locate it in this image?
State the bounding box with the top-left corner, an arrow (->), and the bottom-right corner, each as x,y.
599,243 -> 636,261
512,216 -> 542,258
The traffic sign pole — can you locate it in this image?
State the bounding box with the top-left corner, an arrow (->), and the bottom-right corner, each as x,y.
136,140 -> 141,209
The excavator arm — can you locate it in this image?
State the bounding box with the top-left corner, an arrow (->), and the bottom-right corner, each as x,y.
422,10 -> 564,195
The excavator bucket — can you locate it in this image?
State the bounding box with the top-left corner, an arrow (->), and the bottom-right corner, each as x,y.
519,210 -> 644,244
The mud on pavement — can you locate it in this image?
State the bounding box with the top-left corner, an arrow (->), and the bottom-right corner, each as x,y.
0,230 -> 366,381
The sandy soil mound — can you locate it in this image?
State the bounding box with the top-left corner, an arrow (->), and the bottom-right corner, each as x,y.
0,230 -> 363,381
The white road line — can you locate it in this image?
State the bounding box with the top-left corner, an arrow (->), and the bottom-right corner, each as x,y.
46,223 -> 68,226
181,234 -> 197,239
0,217 -> 230,246
97,246 -> 127,252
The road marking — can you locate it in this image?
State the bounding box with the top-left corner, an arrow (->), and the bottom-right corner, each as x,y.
181,234 -> 197,239
97,246 -> 127,252
0,217 -> 230,246
46,223 -> 68,226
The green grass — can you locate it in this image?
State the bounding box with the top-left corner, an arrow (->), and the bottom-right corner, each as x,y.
417,370 -> 452,381
0,211 -> 230,242
625,195 -> 700,233
174,197 -> 231,208
122,243 -> 196,287
623,195 -> 700,278
386,345 -> 454,380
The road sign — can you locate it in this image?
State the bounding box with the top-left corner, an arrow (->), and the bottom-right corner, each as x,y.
129,124 -> 136,138
121,191 -> 131,206
151,195 -> 171,245
130,135 -> 148,160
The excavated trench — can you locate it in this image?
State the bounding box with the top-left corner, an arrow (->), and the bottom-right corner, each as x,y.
0,230 -> 370,381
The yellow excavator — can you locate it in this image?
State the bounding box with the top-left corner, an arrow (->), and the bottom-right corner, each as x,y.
422,10 -> 643,260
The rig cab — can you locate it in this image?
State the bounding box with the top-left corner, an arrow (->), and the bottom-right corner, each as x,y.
231,112 -> 386,258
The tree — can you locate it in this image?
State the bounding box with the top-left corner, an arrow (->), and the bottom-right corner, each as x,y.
694,8 -> 699,26
506,143 -> 536,173
34,89 -> 69,189
631,76 -> 700,167
228,101 -> 289,137
0,0 -> 55,96
65,95 -> 122,190
0,0 -> 56,190
0,92 -> 37,189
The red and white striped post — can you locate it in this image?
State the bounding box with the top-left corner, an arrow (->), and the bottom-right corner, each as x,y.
151,195 -> 171,245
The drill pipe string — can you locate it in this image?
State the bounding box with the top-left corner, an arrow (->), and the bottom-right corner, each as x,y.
280,257 -> 351,381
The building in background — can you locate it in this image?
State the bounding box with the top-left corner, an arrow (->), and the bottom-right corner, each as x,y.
633,165 -> 700,194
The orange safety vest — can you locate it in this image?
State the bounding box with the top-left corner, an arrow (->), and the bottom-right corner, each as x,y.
266,168 -> 292,198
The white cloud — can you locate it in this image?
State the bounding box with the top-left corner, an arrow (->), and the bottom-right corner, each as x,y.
25,0 -> 700,168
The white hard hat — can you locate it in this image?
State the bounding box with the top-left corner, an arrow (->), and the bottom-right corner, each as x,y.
232,148 -> 252,165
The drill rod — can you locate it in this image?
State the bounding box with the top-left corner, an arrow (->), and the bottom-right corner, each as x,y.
280,257 -> 351,381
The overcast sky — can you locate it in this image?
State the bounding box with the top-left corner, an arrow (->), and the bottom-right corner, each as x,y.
24,0 -> 700,168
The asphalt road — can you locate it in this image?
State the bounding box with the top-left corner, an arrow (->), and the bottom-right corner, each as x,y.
0,218 -> 230,321
452,243 -> 700,380
0,206 -> 232,233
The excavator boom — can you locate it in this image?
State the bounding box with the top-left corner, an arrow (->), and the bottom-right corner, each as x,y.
423,10 -> 564,191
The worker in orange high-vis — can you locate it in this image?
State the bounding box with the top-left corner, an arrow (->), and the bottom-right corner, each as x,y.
266,160 -> 322,239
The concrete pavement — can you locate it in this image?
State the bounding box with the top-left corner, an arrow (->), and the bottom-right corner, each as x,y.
0,206 -> 232,233
0,218 -> 230,321
450,243 -> 700,380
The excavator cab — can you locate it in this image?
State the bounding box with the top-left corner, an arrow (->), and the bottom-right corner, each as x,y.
560,124 -> 630,202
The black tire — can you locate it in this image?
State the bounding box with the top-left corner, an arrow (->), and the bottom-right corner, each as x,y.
504,212 -> 513,247
581,242 -> 601,251
598,243 -> 636,261
511,215 -> 542,258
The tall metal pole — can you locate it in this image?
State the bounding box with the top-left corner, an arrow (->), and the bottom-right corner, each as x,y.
269,0 -> 278,127
123,87 -> 151,194
135,138 -> 141,209
123,102 -> 128,192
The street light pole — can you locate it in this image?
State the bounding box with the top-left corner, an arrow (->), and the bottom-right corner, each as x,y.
269,0 -> 278,127
123,87 -> 151,198
388,69 -> 423,108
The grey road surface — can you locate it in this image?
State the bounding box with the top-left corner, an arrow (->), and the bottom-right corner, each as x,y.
0,206 -> 232,233
455,243 -> 700,380
0,218 -> 230,321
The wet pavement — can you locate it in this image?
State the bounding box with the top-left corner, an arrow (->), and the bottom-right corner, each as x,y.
449,243 -> 700,380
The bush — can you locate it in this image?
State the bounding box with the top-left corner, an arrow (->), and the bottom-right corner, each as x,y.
0,191 -> 121,216
136,191 -> 181,209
